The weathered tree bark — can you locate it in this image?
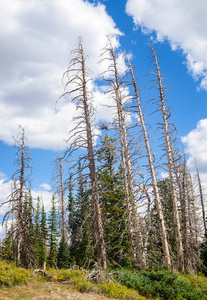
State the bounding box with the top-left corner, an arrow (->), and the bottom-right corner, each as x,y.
126,54 -> 171,268
150,47 -> 184,271
108,43 -> 145,269
81,46 -> 106,269
172,151 -> 191,273
60,157 -> 66,239
58,154 -> 66,239
196,163 -> 207,232
2,126 -> 34,269
52,152 -> 67,240
61,39 -> 107,269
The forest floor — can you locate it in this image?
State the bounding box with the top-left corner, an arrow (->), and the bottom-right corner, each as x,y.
0,281 -> 117,300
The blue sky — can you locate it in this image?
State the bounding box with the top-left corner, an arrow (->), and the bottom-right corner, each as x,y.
0,0 -> 207,229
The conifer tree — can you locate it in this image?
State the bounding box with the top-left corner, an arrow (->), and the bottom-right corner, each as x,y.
101,39 -> 144,268
39,203 -> 48,269
48,196 -> 59,268
97,135 -> 130,267
34,197 -> 41,266
69,162 -> 93,267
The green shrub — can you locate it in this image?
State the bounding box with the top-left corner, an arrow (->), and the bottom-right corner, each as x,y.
51,268 -> 146,299
178,273 -> 207,295
0,261 -> 32,286
115,269 -> 207,300
99,281 -> 145,300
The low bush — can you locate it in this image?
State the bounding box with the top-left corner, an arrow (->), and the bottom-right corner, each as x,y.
0,261 -> 32,286
115,269 -> 207,300
178,272 -> 207,295
50,269 -> 146,299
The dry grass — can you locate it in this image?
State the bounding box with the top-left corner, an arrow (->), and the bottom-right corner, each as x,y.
0,281 -> 116,300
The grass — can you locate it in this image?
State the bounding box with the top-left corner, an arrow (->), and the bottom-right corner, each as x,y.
1,261 -> 207,299
0,261 -> 146,299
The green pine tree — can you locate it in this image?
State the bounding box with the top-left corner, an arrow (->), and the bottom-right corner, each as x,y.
0,231 -> 15,262
69,162 -> 94,267
21,191 -> 35,267
97,134 -> 130,267
34,197 -> 41,267
57,233 -> 70,269
47,196 -> 60,268
39,203 -> 48,268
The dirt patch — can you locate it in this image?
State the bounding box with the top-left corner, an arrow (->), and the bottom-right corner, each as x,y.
0,282 -> 116,300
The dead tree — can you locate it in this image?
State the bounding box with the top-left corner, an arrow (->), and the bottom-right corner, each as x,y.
125,54 -> 171,268
1,126 -> 34,269
172,147 -> 193,273
52,151 -> 67,241
150,46 -> 184,271
100,39 -> 145,269
60,38 -> 107,269
195,162 -> 207,232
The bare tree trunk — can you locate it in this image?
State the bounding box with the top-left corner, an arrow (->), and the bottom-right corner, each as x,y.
126,54 -> 171,268
108,43 -> 145,268
80,42 -> 107,269
196,163 -> 207,232
150,47 -> 184,271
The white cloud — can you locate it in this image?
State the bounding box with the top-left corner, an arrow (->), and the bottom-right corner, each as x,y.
126,0 -> 207,89
0,0 -> 121,150
0,173 -> 53,217
161,172 -> 169,179
182,119 -> 207,175
40,183 -> 51,191
0,179 -> 12,215
31,189 -> 53,212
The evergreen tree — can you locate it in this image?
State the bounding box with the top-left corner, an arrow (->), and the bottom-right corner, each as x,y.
39,203 -> 48,268
97,135 -> 130,267
69,162 -> 93,267
147,178 -> 176,266
48,196 -> 59,268
21,192 -> 35,267
0,231 -> 15,262
57,233 -> 70,269
34,197 -> 41,266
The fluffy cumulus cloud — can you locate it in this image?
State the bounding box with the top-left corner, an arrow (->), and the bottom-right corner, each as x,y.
182,119 -> 207,175
0,0 -> 121,150
126,0 -> 207,90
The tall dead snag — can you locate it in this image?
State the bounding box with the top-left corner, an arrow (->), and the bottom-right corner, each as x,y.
125,54 -> 171,268
172,148 -> 192,273
196,162 -> 207,232
1,126 -> 34,269
101,39 -> 145,269
52,152 -> 66,240
60,38 -> 107,269
150,47 -> 184,271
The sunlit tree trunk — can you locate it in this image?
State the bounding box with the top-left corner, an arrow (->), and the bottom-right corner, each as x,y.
126,54 -> 171,268
151,47 -> 184,271
108,42 -> 145,268
61,39 -> 107,269
196,163 -> 207,232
